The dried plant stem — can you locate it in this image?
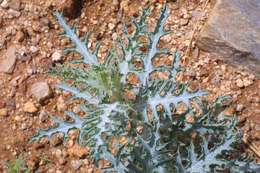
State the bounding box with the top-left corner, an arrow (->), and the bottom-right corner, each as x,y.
242,137 -> 260,159
183,0 -> 210,62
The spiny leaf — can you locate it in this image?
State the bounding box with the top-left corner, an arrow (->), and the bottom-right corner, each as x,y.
30,111 -> 84,142
55,12 -> 100,66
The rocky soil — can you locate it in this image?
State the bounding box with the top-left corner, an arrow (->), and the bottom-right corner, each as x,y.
0,0 -> 259,172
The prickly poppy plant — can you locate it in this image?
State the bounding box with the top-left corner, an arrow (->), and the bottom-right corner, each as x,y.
30,5 -> 260,173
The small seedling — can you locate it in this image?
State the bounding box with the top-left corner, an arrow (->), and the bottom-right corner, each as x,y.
4,153 -> 31,173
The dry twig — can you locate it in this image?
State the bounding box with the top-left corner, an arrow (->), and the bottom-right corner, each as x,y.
183,0 -> 210,62
242,137 -> 260,159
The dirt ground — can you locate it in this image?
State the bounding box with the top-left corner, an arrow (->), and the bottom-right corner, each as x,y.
0,0 -> 259,172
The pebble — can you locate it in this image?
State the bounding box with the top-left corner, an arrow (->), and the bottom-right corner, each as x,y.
235,78 -> 244,88
51,51 -> 62,62
39,109 -> 49,122
50,133 -> 63,147
8,9 -> 21,18
30,46 -> 39,53
1,0 -> 8,8
236,104 -> 244,112
71,160 -> 82,170
73,106 -> 81,114
180,18 -> 189,26
55,148 -> 62,158
26,27 -> 35,37
58,158 -> 67,165
108,23 -> 115,30
0,108 -> 8,117
23,101 -> 38,113
112,0 -> 119,6
31,82 -> 52,103
21,122 -> 27,130
57,96 -> 67,112
243,79 -> 252,87
112,33 -> 117,41
0,45 -> 18,74
47,42 -> 53,48
249,74 -> 255,80
82,159 -> 89,165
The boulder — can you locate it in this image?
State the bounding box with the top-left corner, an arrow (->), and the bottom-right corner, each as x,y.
197,0 -> 260,77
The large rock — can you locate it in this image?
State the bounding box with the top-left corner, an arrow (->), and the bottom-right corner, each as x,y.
197,0 -> 260,77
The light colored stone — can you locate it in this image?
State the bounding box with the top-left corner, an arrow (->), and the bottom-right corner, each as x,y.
112,0 -> 119,6
0,108 -> 8,117
55,149 -> 62,158
39,110 -> 49,122
108,23 -> 115,30
197,0 -> 260,78
23,101 -> 38,113
31,82 -> 52,103
235,78 -> 244,88
30,46 -> 39,53
57,96 -> 67,112
243,79 -> 253,87
1,0 -> 9,8
8,9 -> 21,18
21,122 -> 27,130
73,106 -> 81,114
0,45 -> 18,74
236,104 -> 244,112
50,133 -> 63,147
51,51 -> 62,62
180,18 -> 189,26
71,160 -> 82,170
58,158 -> 66,165
112,33 -> 117,41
